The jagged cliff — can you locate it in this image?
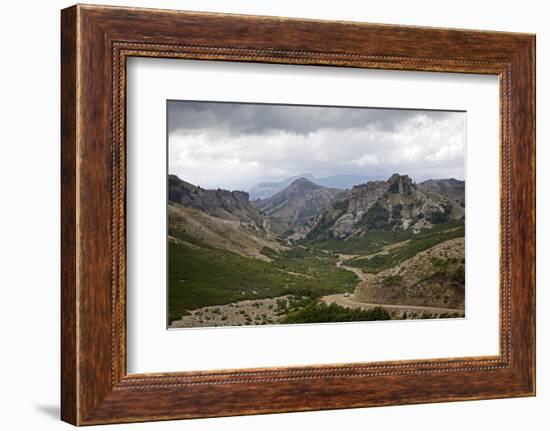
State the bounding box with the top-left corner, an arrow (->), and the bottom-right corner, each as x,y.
347,180 -> 388,213
306,174 -> 464,241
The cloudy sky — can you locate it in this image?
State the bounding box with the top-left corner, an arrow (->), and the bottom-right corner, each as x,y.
168,100 -> 465,191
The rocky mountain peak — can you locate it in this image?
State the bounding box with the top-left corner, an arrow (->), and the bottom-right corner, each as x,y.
387,173 -> 415,194
287,177 -> 320,191
347,174 -> 414,214
307,173 -> 464,242
253,177 -> 341,230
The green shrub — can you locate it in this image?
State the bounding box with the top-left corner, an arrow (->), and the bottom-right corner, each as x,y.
348,223 -> 464,273
362,202 -> 390,230
168,239 -> 357,323
281,302 -> 391,324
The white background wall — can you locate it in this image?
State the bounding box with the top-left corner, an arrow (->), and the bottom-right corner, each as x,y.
0,0 -> 546,429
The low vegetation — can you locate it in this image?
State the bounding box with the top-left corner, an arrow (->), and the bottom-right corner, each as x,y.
306,220 -> 463,255
281,302 -> 391,324
168,240 -> 357,324
431,256 -> 466,283
346,223 -> 465,273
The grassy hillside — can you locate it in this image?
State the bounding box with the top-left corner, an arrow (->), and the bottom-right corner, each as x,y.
346,224 -> 464,273
306,220 -> 464,255
168,241 -> 358,323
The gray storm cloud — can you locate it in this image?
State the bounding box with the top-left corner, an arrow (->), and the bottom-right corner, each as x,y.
168,100 -> 465,191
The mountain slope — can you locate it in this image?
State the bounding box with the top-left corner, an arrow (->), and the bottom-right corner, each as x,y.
418,178 -> 465,207
168,203 -> 286,261
169,174 -> 263,224
352,237 -> 465,309
248,173 -> 376,200
168,175 -> 288,257
248,174 -> 316,200
306,174 -> 465,241
253,177 -> 342,230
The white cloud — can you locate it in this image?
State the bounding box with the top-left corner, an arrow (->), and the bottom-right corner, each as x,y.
168,106 -> 466,191
425,136 -> 464,162
348,153 -> 380,167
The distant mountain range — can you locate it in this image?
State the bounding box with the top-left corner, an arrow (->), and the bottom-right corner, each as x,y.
248,174 -> 376,200
168,173 -> 465,243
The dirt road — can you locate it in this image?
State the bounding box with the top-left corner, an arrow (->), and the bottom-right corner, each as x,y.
328,250 -> 464,316
322,293 -> 464,315
335,254 -> 371,282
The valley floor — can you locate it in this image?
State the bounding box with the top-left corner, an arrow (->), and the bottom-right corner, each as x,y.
168,222 -> 465,328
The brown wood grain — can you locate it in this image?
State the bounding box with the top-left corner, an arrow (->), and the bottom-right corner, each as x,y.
60,5 -> 78,425
61,4 -> 536,425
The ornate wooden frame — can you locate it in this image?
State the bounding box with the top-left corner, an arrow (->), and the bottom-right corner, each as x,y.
61,4 -> 535,425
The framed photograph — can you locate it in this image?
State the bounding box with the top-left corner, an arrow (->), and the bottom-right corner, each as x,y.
61,4 -> 535,425
165,100 -> 467,330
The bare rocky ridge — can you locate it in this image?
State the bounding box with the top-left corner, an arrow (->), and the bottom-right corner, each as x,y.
169,174 -> 263,224
347,180 -> 389,213
329,180 -> 388,239
168,174 -> 287,235
306,174 -> 465,241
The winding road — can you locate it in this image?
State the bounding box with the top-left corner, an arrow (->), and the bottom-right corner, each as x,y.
323,293 -> 464,315
335,254 -> 371,282
324,253 -> 464,316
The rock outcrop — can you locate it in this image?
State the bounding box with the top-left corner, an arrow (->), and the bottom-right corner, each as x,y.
306,174 -> 465,241
347,180 -> 388,213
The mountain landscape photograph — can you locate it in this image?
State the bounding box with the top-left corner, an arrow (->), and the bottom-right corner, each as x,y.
167,100 -> 466,328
